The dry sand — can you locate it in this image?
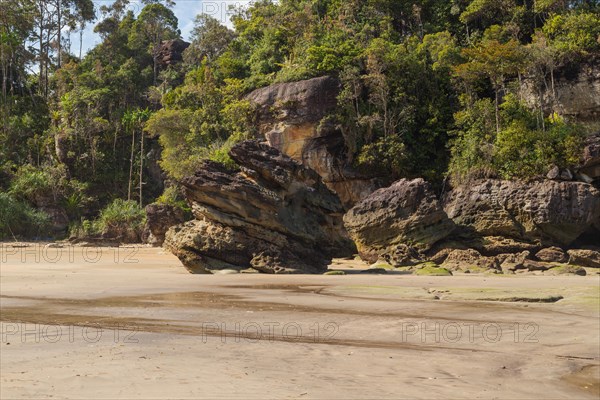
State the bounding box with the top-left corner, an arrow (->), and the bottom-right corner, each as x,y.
1,243 -> 599,399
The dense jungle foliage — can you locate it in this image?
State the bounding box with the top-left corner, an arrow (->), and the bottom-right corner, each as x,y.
1,0 -> 599,238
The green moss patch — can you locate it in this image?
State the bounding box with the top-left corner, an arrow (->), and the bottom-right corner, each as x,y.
414,265 -> 452,276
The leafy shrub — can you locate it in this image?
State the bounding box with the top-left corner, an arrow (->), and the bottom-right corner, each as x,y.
156,186 -> 191,213
357,135 -> 408,177
9,165 -> 53,203
9,164 -> 92,219
0,192 -> 50,239
97,199 -> 146,234
70,199 -> 146,242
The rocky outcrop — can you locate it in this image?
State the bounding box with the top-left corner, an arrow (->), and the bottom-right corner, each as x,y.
343,178 -> 455,265
157,39 -> 190,67
246,76 -> 381,208
442,180 -> 600,248
520,60 -> 600,125
142,203 -> 187,246
577,133 -> 600,185
342,175 -> 599,274
164,141 -> 355,274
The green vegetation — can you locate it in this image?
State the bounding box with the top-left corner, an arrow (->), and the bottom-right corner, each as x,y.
70,199 -> 146,241
1,0 -> 598,238
0,193 -> 50,239
414,265 -> 453,276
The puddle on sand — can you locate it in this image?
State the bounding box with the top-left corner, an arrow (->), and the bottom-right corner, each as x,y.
563,364 -> 600,397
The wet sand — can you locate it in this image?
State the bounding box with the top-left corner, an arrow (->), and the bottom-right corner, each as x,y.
1,244 -> 599,399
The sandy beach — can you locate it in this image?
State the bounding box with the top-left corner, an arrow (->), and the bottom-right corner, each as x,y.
1,243 -> 599,399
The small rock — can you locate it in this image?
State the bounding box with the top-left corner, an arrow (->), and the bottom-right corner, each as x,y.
523,260 -> 550,271
547,165 -> 560,180
568,249 -> 600,268
536,247 -> 568,263
560,169 -> 574,181
442,249 -> 500,272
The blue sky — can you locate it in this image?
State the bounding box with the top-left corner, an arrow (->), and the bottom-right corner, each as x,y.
71,1 -> 251,55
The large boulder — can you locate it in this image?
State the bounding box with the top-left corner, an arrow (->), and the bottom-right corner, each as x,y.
246,76 -> 380,208
142,203 -> 187,246
442,180 -> 600,247
577,133 -> 600,185
164,141 -> 355,274
568,249 -> 600,268
343,178 -> 455,265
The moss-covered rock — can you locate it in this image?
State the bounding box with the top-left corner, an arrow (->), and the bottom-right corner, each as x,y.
414,265 -> 453,276
368,262 -> 395,270
324,270 -> 346,275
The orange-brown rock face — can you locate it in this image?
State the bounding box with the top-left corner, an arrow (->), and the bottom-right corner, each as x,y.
246,76 -> 381,209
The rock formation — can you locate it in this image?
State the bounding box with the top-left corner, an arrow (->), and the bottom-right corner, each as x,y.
442,179 -> 600,248
143,203 -> 187,246
157,39 -> 190,67
520,59 -> 600,126
577,133 -> 600,185
344,175 -> 600,274
343,178 -> 455,265
164,141 -> 355,274
246,75 -> 381,208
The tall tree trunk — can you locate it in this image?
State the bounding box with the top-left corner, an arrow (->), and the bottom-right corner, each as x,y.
39,1 -> 44,96
1,43 -> 7,104
494,87 -> 500,134
153,52 -> 158,86
128,130 -> 135,201
550,67 -> 556,103
79,27 -> 83,59
44,12 -> 50,99
57,0 -> 61,68
538,87 -> 546,132
139,130 -> 144,207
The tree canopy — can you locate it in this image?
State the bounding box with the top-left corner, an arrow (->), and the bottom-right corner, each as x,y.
1,0 -> 599,238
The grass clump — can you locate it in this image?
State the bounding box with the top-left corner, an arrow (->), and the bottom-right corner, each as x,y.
70,199 -> 146,243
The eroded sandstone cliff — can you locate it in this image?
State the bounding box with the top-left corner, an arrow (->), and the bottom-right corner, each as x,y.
246,76 -> 381,209
164,141 -> 355,274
